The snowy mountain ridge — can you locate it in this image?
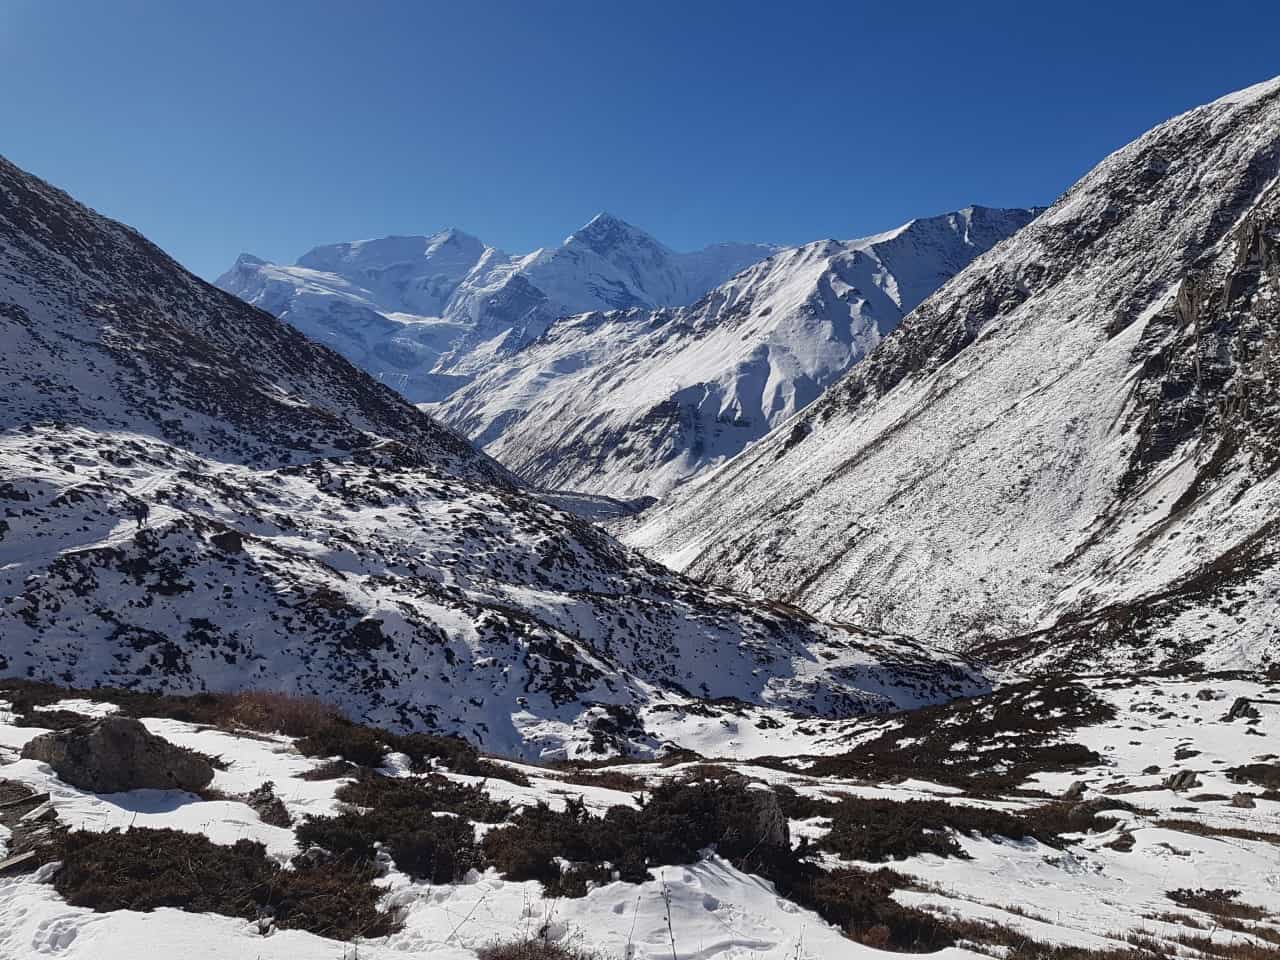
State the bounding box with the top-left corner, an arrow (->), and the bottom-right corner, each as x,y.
434,205 -> 1038,499
625,76 -> 1280,673
217,214 -> 777,402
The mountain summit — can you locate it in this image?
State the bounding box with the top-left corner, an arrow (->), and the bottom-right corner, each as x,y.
436,205 -> 1038,498
217,216 -> 776,402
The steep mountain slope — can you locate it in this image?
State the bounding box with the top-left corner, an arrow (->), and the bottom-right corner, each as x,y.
436,207 -> 1037,499
626,77 -> 1280,673
217,215 -> 775,402
0,155 -> 983,758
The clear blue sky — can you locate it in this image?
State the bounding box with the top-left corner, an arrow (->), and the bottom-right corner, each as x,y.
3,1 -> 1278,280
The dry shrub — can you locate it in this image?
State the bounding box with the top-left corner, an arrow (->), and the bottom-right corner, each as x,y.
815,796 -> 1068,863
336,772 -> 511,823
477,941 -> 602,959
224,690 -> 343,737
298,758 -> 359,781
295,807 -> 482,883
558,769 -> 646,792
48,827 -> 397,940
295,721 -> 389,768
386,731 -> 532,786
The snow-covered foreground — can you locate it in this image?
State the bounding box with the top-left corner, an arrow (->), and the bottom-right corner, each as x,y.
2,676 -> 1276,959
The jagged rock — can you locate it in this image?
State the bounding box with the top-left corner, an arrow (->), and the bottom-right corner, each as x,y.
21,716 -> 213,794
1163,770 -> 1200,792
1227,697 -> 1261,721
1061,781 -> 1088,801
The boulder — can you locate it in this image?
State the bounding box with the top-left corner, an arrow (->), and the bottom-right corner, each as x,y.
1232,793 -> 1257,809
1061,781 -> 1088,801
21,716 -> 213,793
743,785 -> 790,849
1163,770 -> 1200,792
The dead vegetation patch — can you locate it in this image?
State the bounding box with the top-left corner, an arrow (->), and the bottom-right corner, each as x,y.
336,772 -> 512,823
45,827 -> 398,940
801,678 -> 1114,791
476,941 -> 603,960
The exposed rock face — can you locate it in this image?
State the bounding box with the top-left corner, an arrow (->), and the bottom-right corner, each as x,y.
743,786 -> 790,850
21,717 -> 214,793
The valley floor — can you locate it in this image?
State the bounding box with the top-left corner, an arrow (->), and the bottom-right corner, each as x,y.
0,674 -> 1277,959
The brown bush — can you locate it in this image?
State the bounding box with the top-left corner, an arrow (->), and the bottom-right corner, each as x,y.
816,796 -> 1067,863
295,722 -> 389,768
224,690 -> 343,738
47,827 -> 398,940
476,940 -> 602,959
336,772 -> 511,823
558,769 -> 646,792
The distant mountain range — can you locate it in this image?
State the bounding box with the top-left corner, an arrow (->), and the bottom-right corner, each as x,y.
217,215 -> 777,403
221,207 -> 1036,498
436,207 -> 1038,498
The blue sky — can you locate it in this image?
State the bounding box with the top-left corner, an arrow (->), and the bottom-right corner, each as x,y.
3,1 -> 1278,280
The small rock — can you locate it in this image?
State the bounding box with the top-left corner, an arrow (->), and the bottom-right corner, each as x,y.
1196,689 -> 1217,702
1163,770 -> 1200,791
1106,831 -> 1136,853
1061,781 -> 1088,801
21,716 -> 213,794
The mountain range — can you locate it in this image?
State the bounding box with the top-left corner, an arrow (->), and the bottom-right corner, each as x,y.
436,206 -> 1037,498
222,207 -> 1036,498
217,215 -> 777,403
0,154 -> 982,759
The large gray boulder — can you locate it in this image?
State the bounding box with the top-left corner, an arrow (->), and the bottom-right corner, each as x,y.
21,716 -> 213,794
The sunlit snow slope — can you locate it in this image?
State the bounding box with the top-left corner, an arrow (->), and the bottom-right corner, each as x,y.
627,77 -> 1280,673
0,156 -> 984,759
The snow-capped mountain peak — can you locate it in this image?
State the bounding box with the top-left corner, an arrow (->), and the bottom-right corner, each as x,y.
217,214 -> 777,401
434,205 -> 1039,499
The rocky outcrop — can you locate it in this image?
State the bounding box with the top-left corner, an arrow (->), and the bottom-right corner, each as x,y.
21,717 -> 214,793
